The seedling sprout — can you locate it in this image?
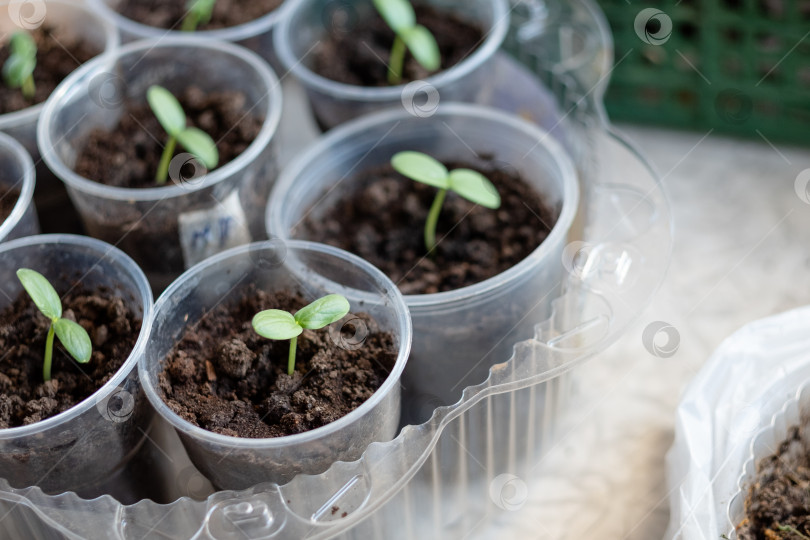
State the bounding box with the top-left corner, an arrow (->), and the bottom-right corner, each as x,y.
391,151 -> 501,252
16,269 -> 92,382
2,31 -> 37,101
182,0 -> 216,32
146,85 -> 219,184
252,294 -> 350,376
372,0 -> 440,85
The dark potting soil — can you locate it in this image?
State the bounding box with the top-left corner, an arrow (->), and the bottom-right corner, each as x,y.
313,5 -> 484,86
0,26 -> 99,114
116,0 -> 284,30
74,87 -> 263,189
736,426 -> 810,539
159,287 -> 397,438
0,185 -> 21,224
0,285 -> 141,428
298,161 -> 558,295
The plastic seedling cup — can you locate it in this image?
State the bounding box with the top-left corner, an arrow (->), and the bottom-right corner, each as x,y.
274,0 -> 509,130
0,234 -> 154,498
0,132 -> 38,242
38,38 -> 283,292
267,104 -> 579,425
140,239 -> 412,490
88,0 -> 292,69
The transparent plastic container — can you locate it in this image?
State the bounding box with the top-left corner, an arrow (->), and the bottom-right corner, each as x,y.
0,234 -> 154,498
88,0 -> 292,68
140,239 -> 412,491
0,132 -> 38,242
274,0 -> 510,129
38,38 -> 283,292
266,103 -> 579,424
0,2 -> 675,538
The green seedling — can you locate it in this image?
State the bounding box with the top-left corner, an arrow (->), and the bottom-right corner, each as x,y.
391,151 -> 501,253
16,269 -> 92,382
182,0 -> 216,32
252,294 -> 350,376
146,85 -> 219,184
3,31 -> 37,100
372,0 -> 440,85
778,524 -> 810,540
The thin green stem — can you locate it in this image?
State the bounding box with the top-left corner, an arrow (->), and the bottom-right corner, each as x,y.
388,35 -> 406,85
155,135 -> 177,184
21,75 -> 34,101
43,322 -> 55,382
424,188 -> 447,253
287,335 -> 298,376
181,12 -> 199,32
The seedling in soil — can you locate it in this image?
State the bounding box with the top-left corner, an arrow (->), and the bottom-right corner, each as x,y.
252,294 -> 350,376
182,0 -> 216,32
2,31 -> 37,100
16,269 -> 92,382
778,524 -> 810,540
146,85 -> 219,184
391,151 -> 501,253
372,0 -> 440,84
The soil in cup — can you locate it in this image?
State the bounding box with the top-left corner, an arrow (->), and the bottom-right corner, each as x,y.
0,26 -> 99,114
116,0 -> 284,30
74,87 -> 263,189
0,185 -> 21,224
158,286 -> 397,438
313,5 -> 483,86
0,284 -> 141,428
299,160 -> 558,294
736,426 -> 810,539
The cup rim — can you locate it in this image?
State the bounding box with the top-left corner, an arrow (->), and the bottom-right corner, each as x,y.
0,0 -> 120,130
139,239 -> 413,448
87,0 -> 293,42
0,133 -> 36,243
0,234 -> 155,439
274,0 -> 511,102
266,102 -> 580,309
37,37 -> 283,202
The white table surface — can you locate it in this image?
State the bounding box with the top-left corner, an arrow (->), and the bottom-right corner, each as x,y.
472,124 -> 810,539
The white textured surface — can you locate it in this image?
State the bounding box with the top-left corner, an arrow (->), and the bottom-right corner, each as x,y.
477,125 -> 810,539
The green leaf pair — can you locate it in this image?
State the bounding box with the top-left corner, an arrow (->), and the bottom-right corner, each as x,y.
372,0 -> 440,84
146,85 -> 219,184
391,151 -> 501,252
252,294 -> 350,376
3,32 -> 37,100
16,269 -> 92,382
182,0 -> 216,32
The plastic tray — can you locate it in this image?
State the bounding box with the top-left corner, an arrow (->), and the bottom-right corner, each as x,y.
0,0 -> 673,538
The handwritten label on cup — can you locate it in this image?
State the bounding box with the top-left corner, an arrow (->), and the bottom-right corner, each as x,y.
178,191 -> 251,268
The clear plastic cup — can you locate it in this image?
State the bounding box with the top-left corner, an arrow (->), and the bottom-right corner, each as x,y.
0,132 -> 38,242
0,234 -> 154,497
266,104 -> 579,425
139,239 -> 412,490
38,38 -> 283,292
88,0 -> 292,69
274,0 -> 510,129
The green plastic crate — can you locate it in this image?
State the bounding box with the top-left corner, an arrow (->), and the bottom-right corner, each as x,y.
598,0 -> 810,144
